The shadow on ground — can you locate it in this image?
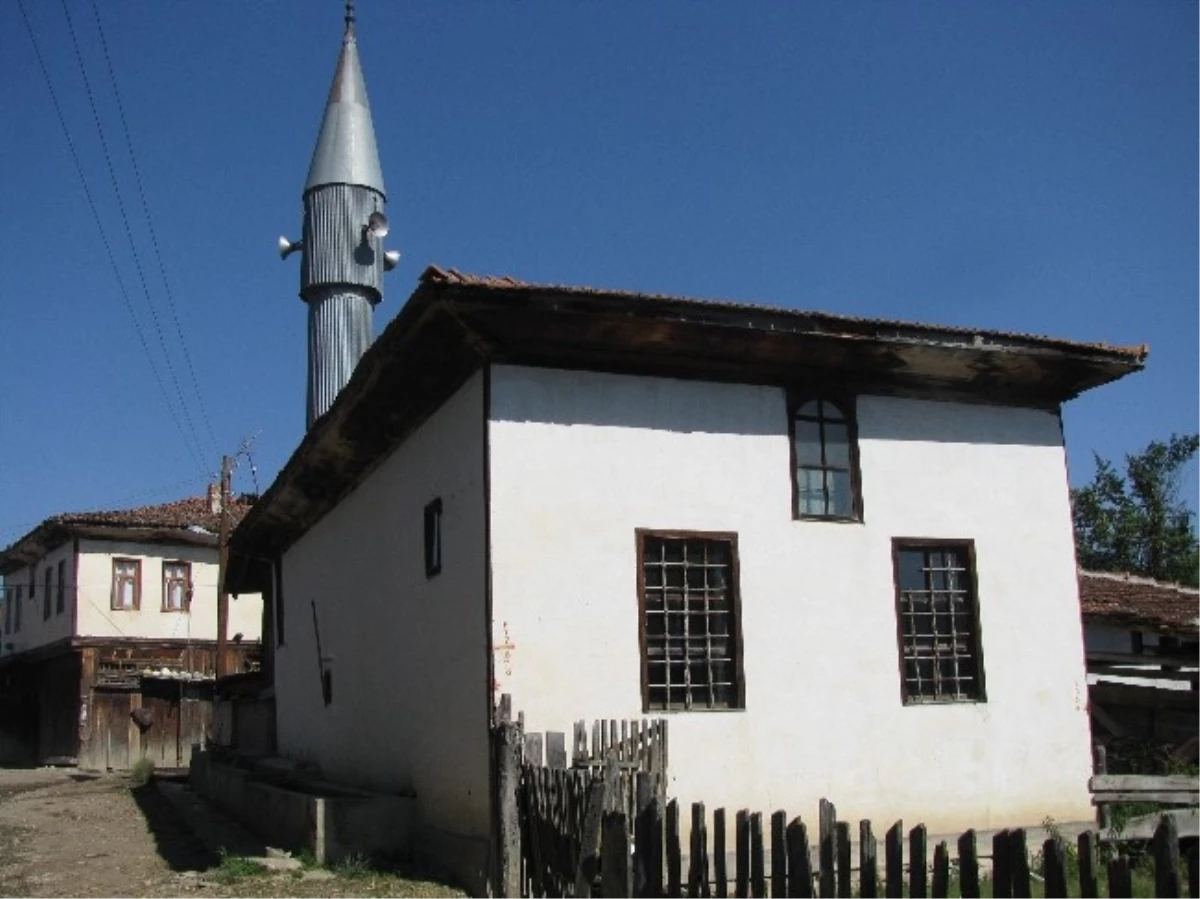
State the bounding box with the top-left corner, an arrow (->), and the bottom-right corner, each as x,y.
130,781 -> 221,872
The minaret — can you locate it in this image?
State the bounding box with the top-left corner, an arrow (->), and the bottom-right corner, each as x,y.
280,1 -> 398,428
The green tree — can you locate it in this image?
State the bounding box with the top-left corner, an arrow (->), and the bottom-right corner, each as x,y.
1071,433 -> 1199,587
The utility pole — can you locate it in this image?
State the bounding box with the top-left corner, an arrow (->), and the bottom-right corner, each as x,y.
215,455 -> 232,679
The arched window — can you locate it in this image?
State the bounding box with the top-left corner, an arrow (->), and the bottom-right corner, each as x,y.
791,397 -> 861,520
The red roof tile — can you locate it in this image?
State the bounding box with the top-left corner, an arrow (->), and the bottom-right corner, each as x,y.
1079,570 -> 1200,635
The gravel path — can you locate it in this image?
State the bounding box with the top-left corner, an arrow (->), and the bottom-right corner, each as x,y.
0,768 -> 462,898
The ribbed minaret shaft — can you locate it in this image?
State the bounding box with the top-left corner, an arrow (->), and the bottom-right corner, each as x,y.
296,9 -> 390,429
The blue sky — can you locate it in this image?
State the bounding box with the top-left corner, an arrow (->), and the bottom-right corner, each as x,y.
0,1 -> 1195,545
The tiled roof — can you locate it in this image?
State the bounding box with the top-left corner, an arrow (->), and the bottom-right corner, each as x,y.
0,495 -> 256,574
422,265 -> 1149,362
1079,570 -> 1200,635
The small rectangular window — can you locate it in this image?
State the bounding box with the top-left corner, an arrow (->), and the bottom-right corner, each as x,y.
892,540 -> 985,704
112,559 -> 141,611
638,530 -> 745,712
28,569 -> 35,602
43,568 -> 52,620
56,560 -> 66,615
163,562 -> 191,612
3,587 -> 12,634
13,585 -> 21,632
424,498 -> 443,578
790,396 -> 863,521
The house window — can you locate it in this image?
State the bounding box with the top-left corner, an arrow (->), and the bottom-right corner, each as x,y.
43,567 -> 52,620
3,587 -> 11,634
892,540 -> 985,704
638,530 -> 744,712
111,559 -> 141,611
424,498 -> 443,578
56,560 -> 66,615
163,562 -> 191,612
791,397 -> 862,520
13,585 -> 20,632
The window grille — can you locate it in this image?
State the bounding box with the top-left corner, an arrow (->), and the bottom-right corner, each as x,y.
639,532 -> 743,711
893,542 -> 985,703
792,397 -> 861,520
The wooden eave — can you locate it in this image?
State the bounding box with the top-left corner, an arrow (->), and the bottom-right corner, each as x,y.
227,274 -> 1146,593
0,523 -> 218,575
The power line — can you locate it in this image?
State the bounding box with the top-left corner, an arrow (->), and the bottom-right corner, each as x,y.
14,0 -> 210,480
89,0 -> 221,461
57,0 -> 213,474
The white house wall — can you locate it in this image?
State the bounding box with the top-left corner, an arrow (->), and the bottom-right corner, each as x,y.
2,541 -> 76,655
276,371 -> 490,851
488,365 -> 1094,833
74,540 -> 261,643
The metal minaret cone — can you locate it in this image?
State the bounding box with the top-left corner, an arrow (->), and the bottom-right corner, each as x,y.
287,0 -> 394,429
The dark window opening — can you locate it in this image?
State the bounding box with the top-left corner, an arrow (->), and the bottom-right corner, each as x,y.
791,396 -> 862,521
424,498 -> 443,578
638,530 -> 744,712
43,568 -> 52,620
892,541 -> 985,704
321,668 -> 333,706
56,560 -> 65,615
13,585 -> 21,632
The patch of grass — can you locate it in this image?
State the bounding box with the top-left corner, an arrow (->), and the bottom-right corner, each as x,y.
129,757 -> 155,787
333,852 -> 375,879
296,847 -> 320,869
213,848 -> 268,883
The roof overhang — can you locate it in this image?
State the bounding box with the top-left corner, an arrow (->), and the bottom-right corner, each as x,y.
227,267 -> 1147,592
0,523 -> 218,576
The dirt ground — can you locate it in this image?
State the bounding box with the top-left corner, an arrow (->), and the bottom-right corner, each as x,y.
0,768 -> 461,898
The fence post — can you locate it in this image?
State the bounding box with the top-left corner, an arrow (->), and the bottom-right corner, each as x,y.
714,808 -> 728,899
956,830 -> 979,899
818,799 -> 836,899
771,811 -> 788,899
859,820 -> 878,899
1010,828 -> 1030,899
835,822 -> 851,899
750,812 -> 766,899
884,821 -> 903,899
931,842 -> 949,899
908,824 -> 927,899
736,810 -> 750,899
1154,813 -> 1181,899
1041,836 -> 1067,899
666,799 -> 683,899
992,829 -> 1011,899
1076,831 -> 1098,899
786,817 -> 814,899
1107,853 -> 1132,899
1094,744 -> 1110,832
574,774 -> 607,897
496,717 -> 524,899
603,811 -> 632,899
690,803 -> 712,899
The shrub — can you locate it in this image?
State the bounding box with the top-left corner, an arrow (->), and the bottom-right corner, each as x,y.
129,757 -> 155,786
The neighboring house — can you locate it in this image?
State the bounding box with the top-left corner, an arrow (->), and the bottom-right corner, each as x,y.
227,265 -> 1146,888
1079,569 -> 1199,755
0,495 -> 263,769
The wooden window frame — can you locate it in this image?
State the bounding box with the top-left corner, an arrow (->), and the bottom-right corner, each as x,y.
111,558 -> 142,611
43,567 -> 52,621
636,528 -> 746,714
56,559 -> 65,615
788,392 -> 864,523
891,538 -> 987,705
424,497 -> 443,579
162,561 -> 192,613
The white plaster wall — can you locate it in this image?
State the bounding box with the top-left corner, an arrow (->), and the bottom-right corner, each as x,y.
74,540 -> 262,643
276,371 -> 490,844
489,365 -> 1095,833
2,541 -> 76,654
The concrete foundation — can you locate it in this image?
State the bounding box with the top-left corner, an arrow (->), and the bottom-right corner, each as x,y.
189,749 -> 414,865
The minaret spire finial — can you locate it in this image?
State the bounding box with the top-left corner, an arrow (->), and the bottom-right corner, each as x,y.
344,0 -> 355,37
